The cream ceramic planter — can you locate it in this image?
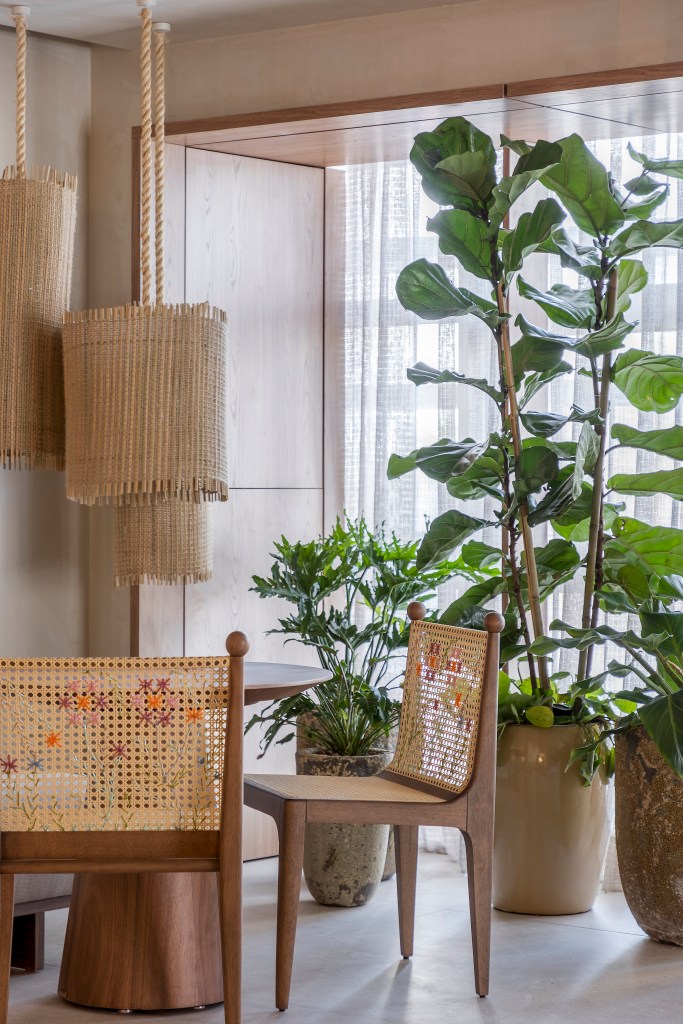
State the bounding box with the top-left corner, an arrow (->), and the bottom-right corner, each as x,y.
296,748 -> 391,908
616,727 -> 683,944
493,723 -> 613,915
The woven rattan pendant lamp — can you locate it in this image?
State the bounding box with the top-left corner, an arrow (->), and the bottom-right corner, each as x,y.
0,6 -> 77,470
62,0 -> 228,508
113,21 -> 213,587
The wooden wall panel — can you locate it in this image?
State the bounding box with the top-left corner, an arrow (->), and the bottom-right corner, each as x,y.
186,489 -> 323,860
184,148 -> 324,490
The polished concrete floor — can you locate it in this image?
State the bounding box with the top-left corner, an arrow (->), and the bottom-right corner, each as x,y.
7,853 -> 682,1023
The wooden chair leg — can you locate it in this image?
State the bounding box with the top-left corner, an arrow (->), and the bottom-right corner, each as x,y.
394,824 -> 418,958
275,801 -> 306,1012
11,912 -> 44,974
462,829 -> 492,997
0,876 -> 15,1024
217,864 -> 242,1024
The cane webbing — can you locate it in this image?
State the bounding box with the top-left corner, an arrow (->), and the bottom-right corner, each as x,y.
389,620 -> 488,795
0,657 -> 231,832
62,302 -> 228,505
0,167 -> 77,470
114,499 -> 213,586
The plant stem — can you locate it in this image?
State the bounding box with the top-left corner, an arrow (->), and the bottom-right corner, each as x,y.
496,282 -> 549,691
578,267 -> 617,681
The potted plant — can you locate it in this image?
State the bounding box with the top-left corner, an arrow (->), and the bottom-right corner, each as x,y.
248,515 -> 483,906
391,117 -> 683,914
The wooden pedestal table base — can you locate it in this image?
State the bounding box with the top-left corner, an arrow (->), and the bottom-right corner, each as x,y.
58,663 -> 329,1012
59,873 -> 223,1010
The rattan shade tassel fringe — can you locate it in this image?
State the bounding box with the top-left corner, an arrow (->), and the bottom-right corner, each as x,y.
0,10 -> 77,470
62,4 -> 228,510
114,498 -> 213,586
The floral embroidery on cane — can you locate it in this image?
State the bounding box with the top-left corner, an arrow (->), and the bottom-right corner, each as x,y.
0,755 -> 17,774
45,731 -> 62,748
109,741 -> 129,760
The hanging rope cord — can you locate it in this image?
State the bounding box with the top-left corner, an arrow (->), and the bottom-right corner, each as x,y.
154,24 -> 169,305
12,6 -> 28,179
139,3 -> 154,306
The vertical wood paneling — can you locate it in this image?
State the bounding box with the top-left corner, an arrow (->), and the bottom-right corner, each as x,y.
323,167 -> 347,530
184,148 -> 324,490
186,489 -> 323,860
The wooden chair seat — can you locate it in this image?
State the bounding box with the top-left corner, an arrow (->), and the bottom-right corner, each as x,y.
245,773 -> 448,804
244,607 -> 503,1012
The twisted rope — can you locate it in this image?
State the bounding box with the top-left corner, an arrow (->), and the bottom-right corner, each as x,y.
154,25 -> 168,305
12,8 -> 27,178
139,4 -> 153,306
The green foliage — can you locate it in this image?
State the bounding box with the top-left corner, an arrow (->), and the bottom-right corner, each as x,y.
390,114 -> 683,778
246,517 -> 462,757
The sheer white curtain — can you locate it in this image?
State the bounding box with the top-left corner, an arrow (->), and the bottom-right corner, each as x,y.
332,133 -> 683,878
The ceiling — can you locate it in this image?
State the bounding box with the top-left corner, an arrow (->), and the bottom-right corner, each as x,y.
0,0 -> 476,48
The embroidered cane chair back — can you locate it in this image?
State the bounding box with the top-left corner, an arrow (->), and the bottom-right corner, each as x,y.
0,656 -> 232,832
388,619 -> 489,795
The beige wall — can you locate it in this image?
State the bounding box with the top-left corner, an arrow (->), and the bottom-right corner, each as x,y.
0,28 -> 90,655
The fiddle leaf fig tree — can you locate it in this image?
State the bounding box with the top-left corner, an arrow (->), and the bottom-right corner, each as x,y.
392,117 -> 683,774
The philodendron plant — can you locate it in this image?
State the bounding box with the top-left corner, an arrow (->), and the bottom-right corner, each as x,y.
390,117 -> 683,778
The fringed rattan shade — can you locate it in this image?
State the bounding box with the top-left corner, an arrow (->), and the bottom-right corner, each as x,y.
114,499 -> 213,586
62,301 -> 228,506
0,0 -> 78,473
0,167 -> 77,469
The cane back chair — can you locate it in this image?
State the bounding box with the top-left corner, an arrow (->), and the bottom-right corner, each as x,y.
0,631 -> 248,1024
244,607 -> 502,1010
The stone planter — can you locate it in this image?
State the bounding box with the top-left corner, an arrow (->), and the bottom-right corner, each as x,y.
493,723 -> 613,915
296,748 -> 391,907
616,726 -> 683,944
296,714 -> 399,882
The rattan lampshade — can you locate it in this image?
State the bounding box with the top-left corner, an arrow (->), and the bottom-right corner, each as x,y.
114,499 -> 212,586
0,8 -> 77,471
112,19 -> 215,586
62,4 -> 227,509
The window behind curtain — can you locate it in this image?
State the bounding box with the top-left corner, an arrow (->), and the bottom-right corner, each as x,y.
333,133 -> 683,643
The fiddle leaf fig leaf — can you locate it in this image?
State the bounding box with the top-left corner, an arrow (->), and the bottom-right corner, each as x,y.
612,349 -> 683,413
501,198 -> 566,272
416,510 -> 488,568
406,362 -> 503,403
609,469 -> 683,501
521,406 -> 601,439
410,117 -> 496,209
396,259 -> 502,329
517,276 -> 596,329
388,438 -> 484,483
606,517 -> 683,577
638,692 -> 683,778
515,446 -> 559,500
610,219 -> 683,259
489,140 -> 562,227
611,422 -> 683,461
573,422 -> 600,498
536,228 -> 602,279
514,312 -> 633,362
427,209 -> 493,281
519,364 -> 573,408
539,134 -> 626,236
439,577 -> 506,627
446,454 -> 504,501
627,143 -> 683,180
435,150 -> 497,205
461,540 -> 502,570
615,259 -> 648,313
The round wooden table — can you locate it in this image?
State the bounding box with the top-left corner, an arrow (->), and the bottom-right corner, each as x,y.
58,662 -> 329,1012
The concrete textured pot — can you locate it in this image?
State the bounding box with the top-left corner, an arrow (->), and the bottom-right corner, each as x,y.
296,748 -> 391,907
493,723 -> 613,915
296,714 -> 399,882
616,727 -> 683,944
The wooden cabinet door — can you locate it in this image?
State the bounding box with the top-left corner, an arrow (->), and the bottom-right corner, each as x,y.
183,149 -> 325,858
